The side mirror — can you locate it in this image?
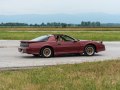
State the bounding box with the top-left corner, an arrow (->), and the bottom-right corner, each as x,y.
73,40 -> 78,42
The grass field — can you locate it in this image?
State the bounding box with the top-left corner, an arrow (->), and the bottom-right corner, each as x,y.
0,27 -> 120,31
0,31 -> 120,41
0,27 -> 120,41
0,60 -> 120,90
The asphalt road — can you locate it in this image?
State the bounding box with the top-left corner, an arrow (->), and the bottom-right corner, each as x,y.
0,40 -> 120,69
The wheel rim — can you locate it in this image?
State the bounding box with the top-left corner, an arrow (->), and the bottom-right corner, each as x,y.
43,48 -> 51,57
85,47 -> 94,56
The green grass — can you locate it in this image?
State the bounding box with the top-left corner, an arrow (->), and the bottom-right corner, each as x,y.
0,27 -> 120,31
0,31 -> 120,41
0,27 -> 120,41
0,60 -> 120,90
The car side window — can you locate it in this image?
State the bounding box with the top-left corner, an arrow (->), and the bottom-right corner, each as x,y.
61,35 -> 75,42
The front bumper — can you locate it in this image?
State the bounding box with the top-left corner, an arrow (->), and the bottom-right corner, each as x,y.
96,44 -> 105,52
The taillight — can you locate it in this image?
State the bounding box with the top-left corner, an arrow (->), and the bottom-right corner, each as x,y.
20,42 -> 29,47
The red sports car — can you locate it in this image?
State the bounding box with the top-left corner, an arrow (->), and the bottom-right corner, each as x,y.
18,34 -> 105,58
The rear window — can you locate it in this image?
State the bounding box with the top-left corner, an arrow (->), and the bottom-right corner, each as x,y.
31,35 -> 50,42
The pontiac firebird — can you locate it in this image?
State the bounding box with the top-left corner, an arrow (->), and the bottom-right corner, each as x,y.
18,34 -> 105,58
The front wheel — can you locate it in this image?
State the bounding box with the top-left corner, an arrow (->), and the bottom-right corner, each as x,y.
41,47 -> 53,58
84,45 -> 95,56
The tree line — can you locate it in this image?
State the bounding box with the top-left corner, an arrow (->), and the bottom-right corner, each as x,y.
0,21 -> 101,27
1,21 -> 119,27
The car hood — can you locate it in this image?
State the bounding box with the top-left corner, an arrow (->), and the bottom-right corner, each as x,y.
79,40 -> 103,44
78,40 -> 93,42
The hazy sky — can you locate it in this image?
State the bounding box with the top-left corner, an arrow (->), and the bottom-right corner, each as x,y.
0,0 -> 120,15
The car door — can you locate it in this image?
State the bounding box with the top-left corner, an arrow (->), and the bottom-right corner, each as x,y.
55,35 -> 79,54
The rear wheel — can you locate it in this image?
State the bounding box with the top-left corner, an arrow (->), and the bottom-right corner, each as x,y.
84,45 -> 95,56
41,47 -> 53,58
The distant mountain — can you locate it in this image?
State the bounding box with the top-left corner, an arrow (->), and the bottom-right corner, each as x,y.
0,13 -> 120,24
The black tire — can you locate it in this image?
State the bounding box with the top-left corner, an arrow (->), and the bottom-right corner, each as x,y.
84,45 -> 95,56
41,47 -> 53,58
33,54 -> 40,57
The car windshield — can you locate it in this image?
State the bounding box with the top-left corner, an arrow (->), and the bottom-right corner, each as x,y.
31,35 -> 50,41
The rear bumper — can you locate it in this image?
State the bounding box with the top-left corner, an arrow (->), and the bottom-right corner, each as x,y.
18,47 -> 31,54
